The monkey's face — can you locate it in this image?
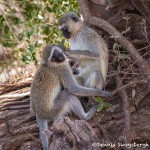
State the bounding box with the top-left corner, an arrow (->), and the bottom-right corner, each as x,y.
51,49 -> 65,63
69,60 -> 80,75
42,45 -> 66,66
59,12 -> 80,39
49,46 -> 66,64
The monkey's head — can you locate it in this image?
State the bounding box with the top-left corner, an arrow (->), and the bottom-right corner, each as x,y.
58,12 -> 82,39
42,45 -> 66,66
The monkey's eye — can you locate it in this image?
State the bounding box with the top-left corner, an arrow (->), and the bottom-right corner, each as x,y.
71,16 -> 78,22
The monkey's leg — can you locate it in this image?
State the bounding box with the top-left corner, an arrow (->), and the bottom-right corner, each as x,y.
84,70 -> 105,108
54,90 -> 97,120
84,70 -> 105,90
69,95 -> 97,120
36,116 -> 49,150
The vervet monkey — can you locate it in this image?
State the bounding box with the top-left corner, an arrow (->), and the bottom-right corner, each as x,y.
30,45 -> 110,150
59,12 -> 109,91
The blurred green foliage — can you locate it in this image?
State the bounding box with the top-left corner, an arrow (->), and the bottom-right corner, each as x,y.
0,0 -> 79,66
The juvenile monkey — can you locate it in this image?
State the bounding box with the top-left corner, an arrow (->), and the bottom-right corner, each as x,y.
59,12 -> 109,91
30,45 -> 110,150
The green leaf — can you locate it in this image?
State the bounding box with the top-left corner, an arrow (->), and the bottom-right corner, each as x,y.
13,17 -> 21,24
97,104 -> 104,112
46,6 -> 52,12
2,41 -> 16,48
95,97 -> 103,104
103,102 -> 112,108
28,45 -> 34,52
34,41 -> 38,47
25,31 -> 34,39
43,26 -> 50,35
22,55 -> 30,64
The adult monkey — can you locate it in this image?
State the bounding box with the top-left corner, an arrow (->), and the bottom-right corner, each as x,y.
30,45 -> 110,150
59,12 -> 109,92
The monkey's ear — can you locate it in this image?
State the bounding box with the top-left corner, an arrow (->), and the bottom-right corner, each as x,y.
71,14 -> 79,22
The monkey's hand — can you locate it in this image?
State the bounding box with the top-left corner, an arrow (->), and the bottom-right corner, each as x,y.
98,91 -> 111,97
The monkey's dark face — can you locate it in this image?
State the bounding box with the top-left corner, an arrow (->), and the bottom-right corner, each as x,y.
51,50 -> 65,63
69,60 -> 80,75
42,45 -> 66,65
50,47 -> 66,63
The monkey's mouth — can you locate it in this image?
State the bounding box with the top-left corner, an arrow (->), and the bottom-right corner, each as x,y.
69,60 -> 80,75
73,67 -> 80,75
61,28 -> 71,39
63,31 -> 71,39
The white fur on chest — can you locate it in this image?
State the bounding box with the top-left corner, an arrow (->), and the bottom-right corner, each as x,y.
50,85 -> 61,106
70,38 -> 94,79
70,38 -> 87,50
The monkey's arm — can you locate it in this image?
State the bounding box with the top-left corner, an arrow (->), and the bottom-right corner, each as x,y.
65,50 -> 99,59
63,67 -> 110,97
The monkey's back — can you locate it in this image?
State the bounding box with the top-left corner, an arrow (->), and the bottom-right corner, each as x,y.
30,65 -> 61,118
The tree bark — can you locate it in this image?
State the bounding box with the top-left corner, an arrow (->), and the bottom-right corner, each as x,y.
0,83 -> 150,149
